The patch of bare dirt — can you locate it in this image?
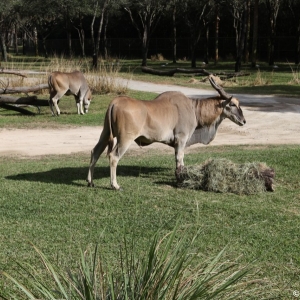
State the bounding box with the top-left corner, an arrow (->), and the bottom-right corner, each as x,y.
1,80 -> 300,157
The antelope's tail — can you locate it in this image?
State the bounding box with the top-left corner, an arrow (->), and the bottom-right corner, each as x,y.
48,74 -> 53,91
106,104 -> 115,155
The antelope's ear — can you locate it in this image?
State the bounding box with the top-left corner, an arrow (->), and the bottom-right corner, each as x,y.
222,97 -> 232,107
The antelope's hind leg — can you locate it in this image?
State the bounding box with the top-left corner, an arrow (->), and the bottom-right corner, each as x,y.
109,137 -> 133,190
49,89 -> 67,116
87,128 -> 111,187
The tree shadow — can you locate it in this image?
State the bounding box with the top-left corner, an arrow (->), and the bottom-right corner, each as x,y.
5,165 -> 169,188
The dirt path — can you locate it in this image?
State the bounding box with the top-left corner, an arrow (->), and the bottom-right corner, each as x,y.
1,80 -> 300,157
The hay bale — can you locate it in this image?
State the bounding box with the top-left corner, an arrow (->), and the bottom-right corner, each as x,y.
176,158 -> 275,195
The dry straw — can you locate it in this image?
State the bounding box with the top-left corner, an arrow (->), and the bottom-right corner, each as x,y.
177,158 -> 274,195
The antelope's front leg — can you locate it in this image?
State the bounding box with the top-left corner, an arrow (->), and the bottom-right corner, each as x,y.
51,97 -> 60,116
48,99 -> 56,116
76,97 -> 85,115
174,143 -> 185,182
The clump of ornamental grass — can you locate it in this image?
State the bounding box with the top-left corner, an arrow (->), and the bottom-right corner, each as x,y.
177,158 -> 275,194
252,69 -> 267,86
45,54 -> 91,73
0,226 -> 267,300
86,61 -> 128,95
288,64 -> 300,84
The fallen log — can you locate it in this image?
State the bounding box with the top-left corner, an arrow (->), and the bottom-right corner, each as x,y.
141,66 -> 251,80
141,66 -> 211,76
0,83 -> 49,94
215,72 -> 251,80
0,95 -> 49,106
0,69 -> 27,77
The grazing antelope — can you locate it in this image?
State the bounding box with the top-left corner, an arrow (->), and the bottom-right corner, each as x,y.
48,71 -> 92,116
87,76 -> 246,190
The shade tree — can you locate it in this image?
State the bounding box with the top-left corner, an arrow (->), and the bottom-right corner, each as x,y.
286,0 -> 300,65
180,0 -> 213,68
0,0 -> 21,61
263,0 -> 281,66
121,0 -> 168,66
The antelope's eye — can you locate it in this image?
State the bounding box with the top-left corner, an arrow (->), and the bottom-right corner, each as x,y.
229,103 -> 236,107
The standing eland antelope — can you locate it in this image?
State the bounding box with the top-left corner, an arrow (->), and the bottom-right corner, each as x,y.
48,71 -> 92,116
87,76 -> 246,190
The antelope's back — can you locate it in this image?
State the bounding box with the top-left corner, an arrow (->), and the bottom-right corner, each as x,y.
67,71 -> 89,94
49,71 -> 89,95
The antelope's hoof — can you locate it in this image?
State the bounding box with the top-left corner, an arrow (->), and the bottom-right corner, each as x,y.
111,185 -> 122,191
87,181 -> 95,188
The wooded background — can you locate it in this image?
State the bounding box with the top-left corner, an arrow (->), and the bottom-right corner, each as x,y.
0,0 -> 299,71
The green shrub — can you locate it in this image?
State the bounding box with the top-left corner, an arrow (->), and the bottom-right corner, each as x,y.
1,226 -> 262,299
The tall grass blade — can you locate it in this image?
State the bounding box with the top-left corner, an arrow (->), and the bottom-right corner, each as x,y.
1,271 -> 37,300
31,244 -> 69,299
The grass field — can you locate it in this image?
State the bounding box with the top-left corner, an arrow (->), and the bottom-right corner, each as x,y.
0,56 -> 300,298
0,90 -> 158,129
0,145 -> 300,298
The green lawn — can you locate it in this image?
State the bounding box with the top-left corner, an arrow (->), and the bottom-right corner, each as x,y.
0,145 -> 299,298
0,56 -> 299,298
0,90 -> 158,129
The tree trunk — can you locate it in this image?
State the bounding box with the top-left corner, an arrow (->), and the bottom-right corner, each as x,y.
190,43 -> 197,68
266,1 -> 280,66
103,15 -> 109,59
234,20 -> 239,53
91,4 -> 97,68
141,26 -> 149,66
0,33 -> 8,62
67,31 -> 72,57
172,2 -> 177,63
33,27 -> 39,56
14,23 -> 19,55
251,0 -> 259,67
95,10 -> 105,58
103,16 -> 108,60
295,20 -> 300,65
214,3 -> 219,65
65,17 -> 72,57
203,23 -> 209,64
235,2 -> 248,72
244,0 -> 251,63
42,38 -> 49,58
93,2 -> 107,68
76,18 -> 85,57
22,32 -> 27,55
5,30 -> 10,54
268,34 -> 275,66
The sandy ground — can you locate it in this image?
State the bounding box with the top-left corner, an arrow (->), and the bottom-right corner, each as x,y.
1,79 -> 300,157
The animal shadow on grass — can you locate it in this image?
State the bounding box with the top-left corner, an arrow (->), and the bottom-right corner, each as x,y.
5,165 -> 170,188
